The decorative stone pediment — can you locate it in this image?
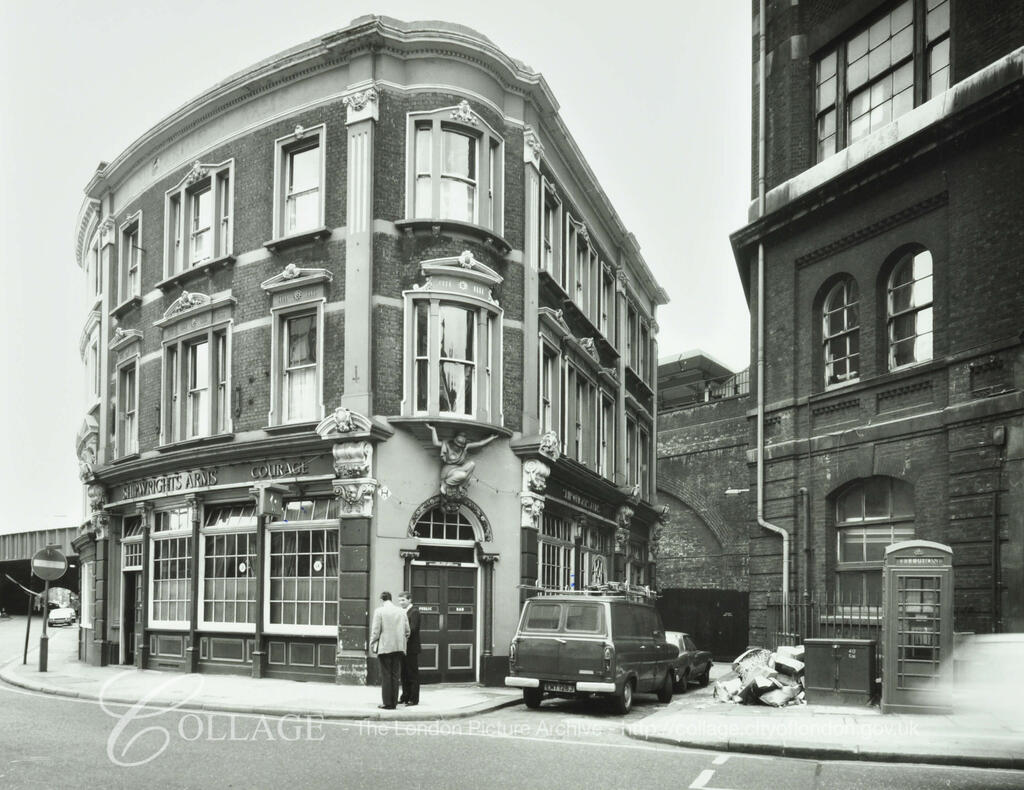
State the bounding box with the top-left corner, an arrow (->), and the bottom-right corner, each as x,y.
316,406 -> 374,440
419,250 -> 503,292
155,291 -> 236,337
185,160 -> 209,185
260,264 -> 334,294
449,100 -> 479,126
110,327 -> 143,352
164,291 -> 209,318
538,308 -> 572,341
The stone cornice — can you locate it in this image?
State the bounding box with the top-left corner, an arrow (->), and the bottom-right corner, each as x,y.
71,14 -> 668,310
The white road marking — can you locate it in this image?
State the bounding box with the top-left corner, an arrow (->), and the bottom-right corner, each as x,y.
713,754 -> 730,765
690,769 -> 715,788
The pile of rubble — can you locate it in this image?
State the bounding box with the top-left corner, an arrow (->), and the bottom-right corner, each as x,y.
713,645 -> 806,707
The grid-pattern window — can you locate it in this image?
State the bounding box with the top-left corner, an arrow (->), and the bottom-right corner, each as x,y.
888,249 -> 933,369
823,278 -> 860,386
412,507 -> 475,541
123,515 -> 143,571
268,528 -> 339,628
203,532 -> 257,626
154,507 -> 190,532
152,536 -> 192,624
836,477 -> 915,605
814,1 -> 952,160
539,514 -> 575,591
123,540 -> 143,571
925,0 -> 951,97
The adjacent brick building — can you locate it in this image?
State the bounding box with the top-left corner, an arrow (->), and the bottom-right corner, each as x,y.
658,1 -> 1023,657
726,0 -> 1024,644
72,16 -> 667,685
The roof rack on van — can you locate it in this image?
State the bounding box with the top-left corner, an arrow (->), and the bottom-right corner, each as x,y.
537,582 -> 659,602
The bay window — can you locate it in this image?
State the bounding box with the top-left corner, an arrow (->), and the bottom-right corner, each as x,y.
407,104 -> 503,233
405,293 -> 502,424
266,498 -> 339,635
165,161 -> 233,276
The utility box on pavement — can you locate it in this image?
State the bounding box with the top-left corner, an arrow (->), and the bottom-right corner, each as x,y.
881,540 -> 953,714
803,638 -> 876,705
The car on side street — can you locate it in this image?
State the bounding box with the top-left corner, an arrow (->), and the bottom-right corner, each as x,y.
505,585 -> 678,714
47,607 -> 76,627
665,630 -> 713,692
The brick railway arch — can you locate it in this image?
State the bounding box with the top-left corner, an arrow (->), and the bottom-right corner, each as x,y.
656,479 -> 737,551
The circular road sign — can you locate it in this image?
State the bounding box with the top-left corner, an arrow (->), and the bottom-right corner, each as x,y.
32,547 -> 68,581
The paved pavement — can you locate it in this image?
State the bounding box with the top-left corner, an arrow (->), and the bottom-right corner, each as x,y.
626,661 -> 1024,770
3,618 -> 1023,770
0,618 -> 519,721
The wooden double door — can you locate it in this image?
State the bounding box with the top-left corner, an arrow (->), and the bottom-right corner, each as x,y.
411,565 -> 477,683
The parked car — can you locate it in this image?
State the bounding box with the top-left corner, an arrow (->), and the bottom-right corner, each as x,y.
47,607 -> 76,627
505,587 -> 678,714
665,630 -> 713,692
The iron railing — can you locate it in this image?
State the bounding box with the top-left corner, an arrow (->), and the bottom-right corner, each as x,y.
766,598 -> 882,650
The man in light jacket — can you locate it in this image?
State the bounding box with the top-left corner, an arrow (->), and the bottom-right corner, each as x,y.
369,591 -> 410,709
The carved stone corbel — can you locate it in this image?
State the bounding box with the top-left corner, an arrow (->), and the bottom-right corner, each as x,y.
333,441 -> 372,478
332,478 -> 378,518
520,493 -> 545,529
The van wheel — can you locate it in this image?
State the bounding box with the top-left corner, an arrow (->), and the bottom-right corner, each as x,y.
675,670 -> 689,693
612,679 -> 634,715
698,666 -> 711,687
657,671 -> 673,703
523,688 -> 542,709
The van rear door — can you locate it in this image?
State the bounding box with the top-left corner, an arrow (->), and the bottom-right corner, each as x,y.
516,600 -> 564,678
558,602 -> 608,680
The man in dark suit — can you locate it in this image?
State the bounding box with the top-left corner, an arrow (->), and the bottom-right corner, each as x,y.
398,591 -> 420,706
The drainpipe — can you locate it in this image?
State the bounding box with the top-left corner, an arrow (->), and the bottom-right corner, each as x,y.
756,0 -> 790,634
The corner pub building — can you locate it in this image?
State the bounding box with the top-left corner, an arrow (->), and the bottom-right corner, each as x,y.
72,16 -> 668,686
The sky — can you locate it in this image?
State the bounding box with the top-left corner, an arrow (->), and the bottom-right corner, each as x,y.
0,0 -> 752,532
